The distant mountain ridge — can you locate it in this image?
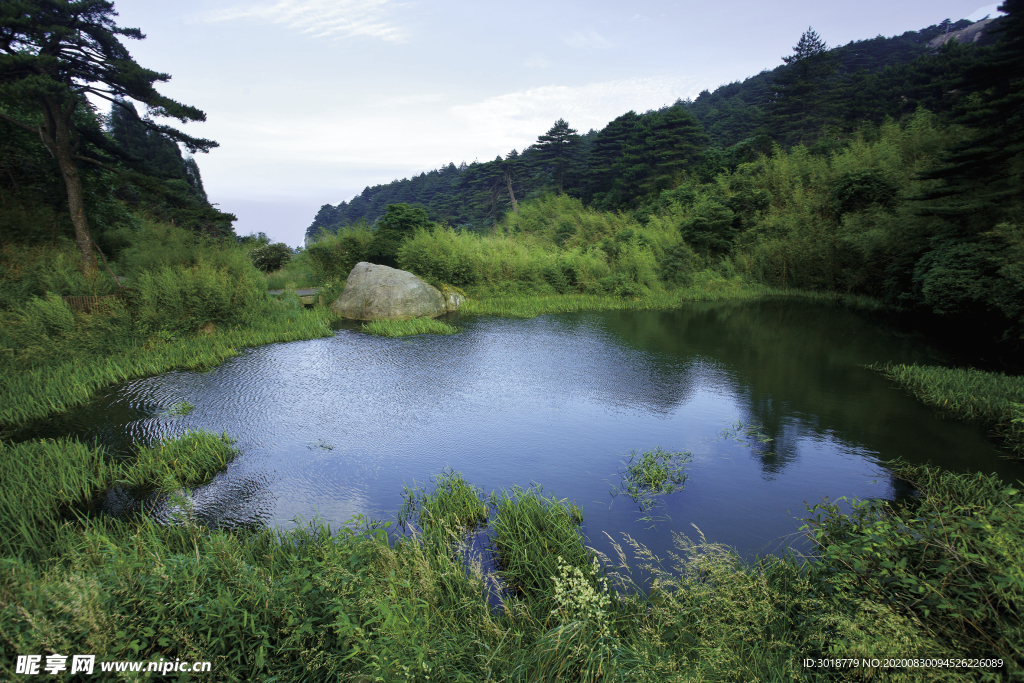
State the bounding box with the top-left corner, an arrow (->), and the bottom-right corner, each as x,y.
304,15 -> 1002,244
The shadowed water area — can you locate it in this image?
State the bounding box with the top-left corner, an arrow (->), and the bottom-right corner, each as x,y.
19,299 -> 1024,562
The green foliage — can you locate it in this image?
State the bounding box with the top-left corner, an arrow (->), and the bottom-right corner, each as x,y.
0,303 -> 338,429
360,317 -> 458,337
611,447 -> 691,511
263,250 -> 315,290
304,225 -> 374,285
2,446 -> 1020,681
119,430 -> 238,494
831,168 -> 900,216
489,485 -> 588,606
803,462 -> 1024,670
365,203 -> 435,267
399,469 -> 488,536
248,242 -> 292,273
0,438 -> 119,562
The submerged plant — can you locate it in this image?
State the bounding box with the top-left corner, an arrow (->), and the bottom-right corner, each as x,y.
157,400 -> 195,418
611,447 -> 691,511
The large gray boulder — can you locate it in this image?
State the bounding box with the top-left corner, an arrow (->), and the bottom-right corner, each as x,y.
331,262 -> 449,320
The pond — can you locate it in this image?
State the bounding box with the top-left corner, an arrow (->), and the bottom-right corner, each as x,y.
22,298 -> 1024,563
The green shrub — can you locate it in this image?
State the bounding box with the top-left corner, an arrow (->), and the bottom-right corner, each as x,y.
305,226 -> 374,284
249,242 -> 292,272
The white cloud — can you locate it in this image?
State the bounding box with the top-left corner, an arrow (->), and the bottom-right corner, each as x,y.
525,54 -> 553,68
450,76 -> 699,149
965,4 -> 1007,22
205,0 -> 407,41
563,29 -> 614,49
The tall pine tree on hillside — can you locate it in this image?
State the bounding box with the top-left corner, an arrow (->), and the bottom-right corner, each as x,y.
0,0 -> 220,275
769,27 -> 837,145
586,111 -> 641,204
533,119 -> 580,194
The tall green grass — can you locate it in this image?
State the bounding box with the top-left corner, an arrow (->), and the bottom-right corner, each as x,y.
119,430 -> 238,494
0,306 -> 337,430
489,485 -> 589,605
0,438 -> 120,561
399,469 -> 488,536
1,456 -> 1021,680
869,362 -> 1024,457
361,317 -> 458,337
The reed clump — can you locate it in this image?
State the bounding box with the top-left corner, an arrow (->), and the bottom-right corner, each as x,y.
361,316 -> 458,337
399,469 -> 488,535
119,430 -> 238,494
868,362 -> 1024,457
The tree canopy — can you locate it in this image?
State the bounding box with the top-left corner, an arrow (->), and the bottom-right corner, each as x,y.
0,0 -> 219,274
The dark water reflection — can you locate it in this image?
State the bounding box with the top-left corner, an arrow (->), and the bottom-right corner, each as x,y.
20,299 -> 1024,562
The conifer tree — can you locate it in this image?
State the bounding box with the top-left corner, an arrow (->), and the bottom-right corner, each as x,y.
769,27 -> 837,145
0,0 -> 218,275
533,119 -> 580,194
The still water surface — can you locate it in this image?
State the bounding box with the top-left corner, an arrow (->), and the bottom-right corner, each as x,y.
27,299 -> 1023,562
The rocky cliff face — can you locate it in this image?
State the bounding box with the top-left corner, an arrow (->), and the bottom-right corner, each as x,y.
928,17 -> 999,48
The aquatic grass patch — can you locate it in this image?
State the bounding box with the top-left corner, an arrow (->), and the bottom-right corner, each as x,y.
361,316 -> 458,337
868,362 -> 1024,457
119,430 -> 238,494
156,400 -> 194,418
489,485 -> 590,607
611,447 -> 691,511
0,306 -> 338,430
399,469 -> 488,536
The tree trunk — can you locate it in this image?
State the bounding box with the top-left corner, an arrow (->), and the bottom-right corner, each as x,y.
43,97 -> 97,275
505,170 -> 518,214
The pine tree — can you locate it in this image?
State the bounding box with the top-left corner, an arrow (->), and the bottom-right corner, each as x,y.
769,27 -> 837,145
0,0 -> 218,275
533,119 -> 580,194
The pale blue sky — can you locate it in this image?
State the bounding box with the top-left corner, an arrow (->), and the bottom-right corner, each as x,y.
103,1 -> 1004,245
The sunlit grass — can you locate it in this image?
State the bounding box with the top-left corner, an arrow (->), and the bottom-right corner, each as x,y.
361,317 -> 458,337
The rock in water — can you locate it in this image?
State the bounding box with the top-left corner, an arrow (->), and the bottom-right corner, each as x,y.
331,262 -> 448,320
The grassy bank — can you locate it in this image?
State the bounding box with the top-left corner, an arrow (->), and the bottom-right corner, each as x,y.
1,437 -> 1020,681
0,306 -> 338,431
869,362 -> 1024,458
